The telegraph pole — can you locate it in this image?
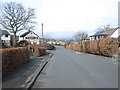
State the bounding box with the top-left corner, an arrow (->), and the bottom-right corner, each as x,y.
41,23 -> 44,44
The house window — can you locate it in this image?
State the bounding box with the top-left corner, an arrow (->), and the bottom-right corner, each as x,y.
5,35 -> 8,37
25,37 -> 29,39
98,36 -> 100,39
95,36 -> 96,40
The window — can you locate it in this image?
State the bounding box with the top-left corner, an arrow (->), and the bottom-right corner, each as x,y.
5,35 -> 8,37
26,37 -> 38,39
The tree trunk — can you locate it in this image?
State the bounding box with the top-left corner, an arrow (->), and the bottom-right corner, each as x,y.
0,35 -> 2,49
13,33 -> 17,47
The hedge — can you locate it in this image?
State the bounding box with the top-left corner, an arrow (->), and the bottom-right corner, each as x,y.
2,47 -> 30,75
34,46 -> 46,57
98,38 -> 118,56
65,37 -> 118,57
43,44 -> 55,50
73,44 -> 81,52
28,44 -> 55,51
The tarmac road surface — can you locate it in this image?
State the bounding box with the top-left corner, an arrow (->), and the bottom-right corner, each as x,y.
32,46 -> 118,88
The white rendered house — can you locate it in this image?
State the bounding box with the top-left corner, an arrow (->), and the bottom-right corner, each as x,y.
19,30 -> 40,44
0,30 -> 10,46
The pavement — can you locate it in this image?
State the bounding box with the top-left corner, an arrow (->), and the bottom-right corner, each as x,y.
2,50 -> 55,89
32,46 -> 118,88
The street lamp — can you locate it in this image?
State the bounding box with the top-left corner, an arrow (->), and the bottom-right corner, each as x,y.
41,23 -> 44,44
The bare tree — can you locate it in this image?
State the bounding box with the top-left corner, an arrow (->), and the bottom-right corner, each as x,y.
97,24 -> 112,32
0,2 -> 36,46
73,31 -> 88,44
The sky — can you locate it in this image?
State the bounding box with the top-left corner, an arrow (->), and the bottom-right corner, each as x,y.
0,0 -> 119,40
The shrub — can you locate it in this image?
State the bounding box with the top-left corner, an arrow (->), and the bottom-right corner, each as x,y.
89,40 -> 100,54
65,38 -> 118,57
2,47 -> 30,75
18,40 -> 31,47
98,38 -> 118,56
73,44 -> 81,52
34,47 -> 46,56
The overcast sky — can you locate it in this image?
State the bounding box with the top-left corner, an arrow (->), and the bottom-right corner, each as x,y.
0,0 -> 119,40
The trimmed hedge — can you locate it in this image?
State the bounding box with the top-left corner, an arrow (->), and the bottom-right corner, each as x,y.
89,40 -> 100,54
2,47 -> 30,75
43,44 -> 55,50
73,44 -> 81,52
34,46 -> 46,57
65,38 -> 118,57
98,38 -> 118,56
28,44 -> 55,51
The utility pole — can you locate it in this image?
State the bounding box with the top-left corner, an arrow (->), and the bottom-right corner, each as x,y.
41,23 -> 44,44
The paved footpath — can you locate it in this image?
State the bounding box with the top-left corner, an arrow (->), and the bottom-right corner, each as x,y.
2,50 -> 55,88
32,46 -> 118,88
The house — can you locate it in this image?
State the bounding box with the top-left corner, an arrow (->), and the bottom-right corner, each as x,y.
47,41 -> 56,44
19,30 -> 40,44
90,27 -> 119,40
0,30 -> 11,46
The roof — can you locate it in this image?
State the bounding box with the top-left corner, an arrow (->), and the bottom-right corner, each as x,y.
102,28 -> 117,37
90,28 -> 118,37
20,30 -> 39,37
0,30 -> 10,35
20,30 -> 30,37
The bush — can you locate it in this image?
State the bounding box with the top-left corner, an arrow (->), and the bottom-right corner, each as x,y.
31,44 -> 55,50
43,44 -> 55,50
34,47 -> 46,56
65,38 -> 118,57
18,40 -> 31,47
84,41 -> 90,53
98,38 -> 118,56
2,47 -> 30,75
73,44 -> 81,52
89,40 -> 100,54
2,43 -> 9,48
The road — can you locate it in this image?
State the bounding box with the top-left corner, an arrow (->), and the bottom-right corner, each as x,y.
32,46 -> 118,88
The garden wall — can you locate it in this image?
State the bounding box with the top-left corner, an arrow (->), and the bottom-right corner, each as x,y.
66,37 -> 118,57
2,47 -> 30,75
